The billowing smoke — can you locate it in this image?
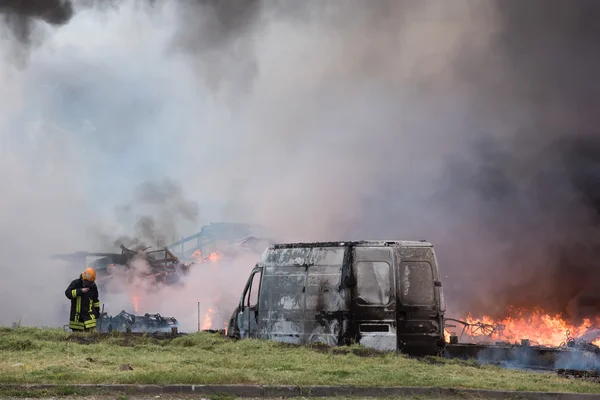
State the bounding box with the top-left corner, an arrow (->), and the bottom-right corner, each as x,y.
93,177 -> 200,251
1,0 -> 599,329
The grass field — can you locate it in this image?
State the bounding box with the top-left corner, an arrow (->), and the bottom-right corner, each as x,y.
0,327 -> 598,394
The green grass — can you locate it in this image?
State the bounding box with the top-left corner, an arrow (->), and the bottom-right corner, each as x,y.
0,327 -> 598,394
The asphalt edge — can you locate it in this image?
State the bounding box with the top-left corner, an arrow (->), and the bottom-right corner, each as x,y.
1,384 -> 599,399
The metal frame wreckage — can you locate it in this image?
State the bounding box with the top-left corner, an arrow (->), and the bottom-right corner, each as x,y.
53,223 -> 270,287
53,244 -> 189,286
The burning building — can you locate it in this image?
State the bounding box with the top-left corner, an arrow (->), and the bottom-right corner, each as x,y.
53,223 -> 274,332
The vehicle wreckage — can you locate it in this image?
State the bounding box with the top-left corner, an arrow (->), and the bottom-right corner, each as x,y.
226,240 -> 446,356
224,240 -> 600,372
97,310 -> 179,333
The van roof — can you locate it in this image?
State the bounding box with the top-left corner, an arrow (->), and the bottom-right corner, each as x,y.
268,240 -> 433,249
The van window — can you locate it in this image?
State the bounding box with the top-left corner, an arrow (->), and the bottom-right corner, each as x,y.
262,247 -> 345,267
400,262 -> 434,306
247,270 -> 262,308
356,261 -> 391,305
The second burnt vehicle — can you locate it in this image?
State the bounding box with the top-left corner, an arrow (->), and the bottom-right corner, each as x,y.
226,240 -> 446,356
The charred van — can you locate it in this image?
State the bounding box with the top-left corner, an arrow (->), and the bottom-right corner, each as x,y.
226,240 -> 446,356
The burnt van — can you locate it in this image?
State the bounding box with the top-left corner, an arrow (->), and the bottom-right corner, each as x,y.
226,240 -> 446,356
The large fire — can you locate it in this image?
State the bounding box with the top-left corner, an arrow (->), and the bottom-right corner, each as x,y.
446,307 -> 600,347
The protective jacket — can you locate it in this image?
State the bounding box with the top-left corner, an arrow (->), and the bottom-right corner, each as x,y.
65,275 -> 101,330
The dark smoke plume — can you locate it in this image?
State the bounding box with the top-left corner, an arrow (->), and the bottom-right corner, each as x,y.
0,0 -> 73,45
170,0 -> 263,95
437,0 -> 600,323
94,178 -> 199,251
1,0 -> 263,84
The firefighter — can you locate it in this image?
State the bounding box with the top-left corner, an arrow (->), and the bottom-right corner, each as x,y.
65,267 -> 101,332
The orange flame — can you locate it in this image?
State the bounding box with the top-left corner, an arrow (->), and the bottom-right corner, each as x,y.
208,252 -> 221,262
201,307 -> 214,330
191,250 -> 202,261
131,296 -> 140,314
444,329 -> 451,343
449,307 -> 600,346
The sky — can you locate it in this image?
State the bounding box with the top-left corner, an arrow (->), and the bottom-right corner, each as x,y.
1,0 -> 600,329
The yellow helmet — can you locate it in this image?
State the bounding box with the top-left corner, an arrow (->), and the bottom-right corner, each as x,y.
82,267 -> 96,282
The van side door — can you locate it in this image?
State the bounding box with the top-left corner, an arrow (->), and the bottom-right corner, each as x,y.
237,267 -> 263,339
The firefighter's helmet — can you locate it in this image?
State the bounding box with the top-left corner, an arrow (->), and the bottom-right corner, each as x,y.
82,267 -> 96,282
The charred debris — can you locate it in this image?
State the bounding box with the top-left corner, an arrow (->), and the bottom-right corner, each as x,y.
444,319 -> 600,374
89,308 -> 225,336
97,310 -> 179,334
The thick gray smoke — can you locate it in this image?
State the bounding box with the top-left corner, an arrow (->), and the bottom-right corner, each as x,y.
1,0 -> 599,329
433,0 -> 600,322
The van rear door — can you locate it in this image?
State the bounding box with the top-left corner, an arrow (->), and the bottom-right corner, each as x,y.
395,246 -> 444,356
352,246 -> 396,351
